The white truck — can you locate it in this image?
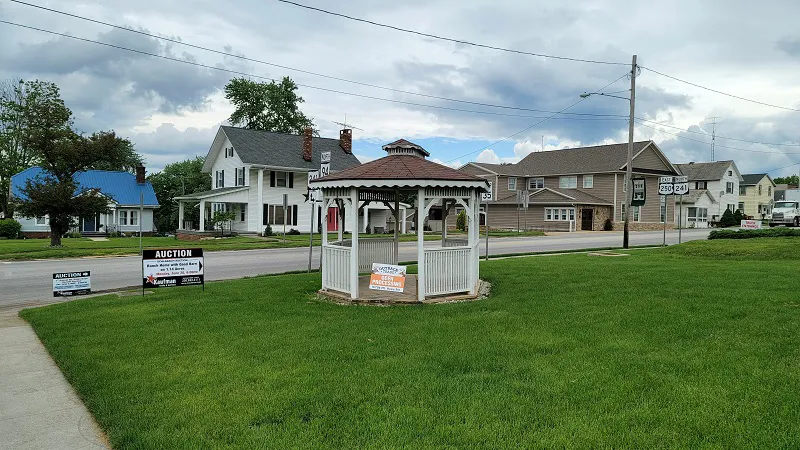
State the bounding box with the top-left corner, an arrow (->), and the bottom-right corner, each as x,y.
770,189 -> 800,227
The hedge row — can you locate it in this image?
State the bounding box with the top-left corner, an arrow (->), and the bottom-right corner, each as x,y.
708,227 -> 800,240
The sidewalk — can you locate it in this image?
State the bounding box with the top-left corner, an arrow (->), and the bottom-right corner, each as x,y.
0,308 -> 109,450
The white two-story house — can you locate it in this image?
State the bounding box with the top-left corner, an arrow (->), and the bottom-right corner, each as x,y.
175,126 -> 361,237
674,160 -> 743,228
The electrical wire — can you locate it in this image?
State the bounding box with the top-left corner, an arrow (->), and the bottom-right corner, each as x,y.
274,0 -> 628,66
0,20 -> 630,121
635,120 -> 800,155
635,118 -> 800,147
641,66 -> 800,113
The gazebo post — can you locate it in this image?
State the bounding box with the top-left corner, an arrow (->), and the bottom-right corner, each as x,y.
350,188 -> 359,299
417,187 -> 426,302
441,199 -> 447,246
469,189 -> 479,295
394,189 -> 400,265
321,192 -> 328,289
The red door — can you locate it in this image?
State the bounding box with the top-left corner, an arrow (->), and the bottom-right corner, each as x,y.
327,207 -> 339,231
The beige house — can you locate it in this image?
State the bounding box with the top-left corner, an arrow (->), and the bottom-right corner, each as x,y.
457,141 -> 679,231
739,173 -> 776,219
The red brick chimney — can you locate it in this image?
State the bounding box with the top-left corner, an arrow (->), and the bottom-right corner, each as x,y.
339,128 -> 352,154
136,165 -> 146,184
302,127 -> 313,162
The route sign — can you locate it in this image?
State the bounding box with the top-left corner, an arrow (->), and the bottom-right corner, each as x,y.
658,176 -> 674,195
659,175 -> 688,196
632,178 -> 646,206
52,271 -> 91,297
320,151 -> 331,163
143,248 -> 204,289
674,176 -> 689,195
481,182 -> 493,201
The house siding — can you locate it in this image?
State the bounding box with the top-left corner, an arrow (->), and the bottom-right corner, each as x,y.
211,136 -> 248,189
615,174 -> 675,225
632,145 -> 672,172
740,177 -> 775,218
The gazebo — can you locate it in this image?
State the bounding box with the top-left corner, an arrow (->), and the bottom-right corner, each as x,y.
310,139 -> 490,302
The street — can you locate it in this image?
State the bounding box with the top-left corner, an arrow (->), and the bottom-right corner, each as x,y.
0,229 -> 710,310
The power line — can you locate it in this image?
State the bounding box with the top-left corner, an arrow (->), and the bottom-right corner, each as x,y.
0,20 -> 630,122
275,0 -> 628,66
8,0 -> 633,117
635,118 -> 800,147
641,66 -> 800,113
766,160 -> 800,173
635,120 -> 800,155
444,72 -> 631,163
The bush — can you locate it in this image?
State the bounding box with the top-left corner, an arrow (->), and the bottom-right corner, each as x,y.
718,209 -> 737,227
456,211 -> 467,231
287,228 -> 301,235
65,230 -> 83,238
733,209 -> 744,224
603,218 -> 613,231
108,231 -> 122,238
0,219 -> 22,239
708,228 -> 800,240
263,224 -> 274,237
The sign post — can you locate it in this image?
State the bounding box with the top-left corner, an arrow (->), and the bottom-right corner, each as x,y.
307,169 -> 321,273
658,175 -> 689,246
142,248 -> 204,292
52,271 -> 91,297
673,176 -> 689,244
481,182 -> 492,261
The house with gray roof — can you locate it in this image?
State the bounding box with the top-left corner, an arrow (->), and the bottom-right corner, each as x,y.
175,126 -> 361,235
458,140 -> 680,231
674,160 -> 742,227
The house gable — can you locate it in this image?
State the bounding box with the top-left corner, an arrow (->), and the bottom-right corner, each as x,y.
629,142 -> 676,173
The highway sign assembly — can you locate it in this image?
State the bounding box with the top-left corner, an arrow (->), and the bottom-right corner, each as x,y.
52,271 -> 91,297
142,248 -> 204,289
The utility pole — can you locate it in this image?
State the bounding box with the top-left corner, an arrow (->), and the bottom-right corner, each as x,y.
707,117 -> 721,162
623,54 -> 637,249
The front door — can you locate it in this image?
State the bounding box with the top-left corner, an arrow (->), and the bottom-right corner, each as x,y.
581,208 -> 594,231
327,207 -> 339,231
82,215 -> 98,232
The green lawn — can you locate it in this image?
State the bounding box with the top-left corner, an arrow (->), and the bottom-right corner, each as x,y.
21,239 -> 800,448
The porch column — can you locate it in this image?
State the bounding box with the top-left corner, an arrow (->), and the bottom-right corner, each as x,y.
257,169 -> 264,234
363,203 -> 370,233
350,188 -> 359,299
417,187 -> 426,302
178,201 -> 185,230
199,200 -> 206,232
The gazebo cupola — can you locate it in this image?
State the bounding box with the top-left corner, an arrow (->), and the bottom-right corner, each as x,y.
310,140 -> 489,303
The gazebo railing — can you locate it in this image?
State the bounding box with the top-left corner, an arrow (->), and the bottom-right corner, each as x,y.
330,238 -> 397,272
423,245 -> 471,296
322,244 -> 351,293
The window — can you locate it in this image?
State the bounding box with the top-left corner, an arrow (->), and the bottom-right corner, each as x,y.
583,175 -> 594,189
758,185 -> 762,195
508,177 -> 517,191
559,176 -> 578,189
727,204 -> 736,212
236,167 -> 245,186
544,208 -> 575,221
215,170 -> 224,188
728,170 -> 733,176
119,210 -> 128,226
726,182 -> 734,194
269,204 -> 299,226
687,207 -> 708,223
224,147 -> 234,158
528,177 -> 544,189
130,210 -> 139,226
695,181 -> 707,190
240,204 -> 246,222
738,202 -> 744,211
270,171 -> 293,188
620,203 -> 641,222
35,216 -> 48,225
768,186 -> 772,196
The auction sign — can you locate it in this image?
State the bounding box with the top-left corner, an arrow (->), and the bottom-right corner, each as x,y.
142,248 -> 204,289
368,263 -> 407,293
52,271 -> 91,297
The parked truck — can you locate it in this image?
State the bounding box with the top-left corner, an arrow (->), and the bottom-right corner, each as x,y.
770,189 -> 800,226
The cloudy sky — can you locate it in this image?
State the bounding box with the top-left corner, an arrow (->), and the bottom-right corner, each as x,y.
2,0 -> 800,176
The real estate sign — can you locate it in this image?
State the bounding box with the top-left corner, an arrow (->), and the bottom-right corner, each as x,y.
142,248 -> 204,288
740,219 -> 763,230
368,263 -> 407,293
52,271 -> 91,297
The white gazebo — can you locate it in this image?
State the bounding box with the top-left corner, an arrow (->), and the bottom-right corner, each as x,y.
310,139 -> 489,302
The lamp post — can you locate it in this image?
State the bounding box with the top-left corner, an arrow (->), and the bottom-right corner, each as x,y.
580,55 -> 637,249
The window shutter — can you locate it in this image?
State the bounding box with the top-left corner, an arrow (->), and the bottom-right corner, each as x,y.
293,205 -> 298,226
288,172 -> 294,189
270,171 -> 275,187
263,204 -> 269,226
220,170 -> 224,187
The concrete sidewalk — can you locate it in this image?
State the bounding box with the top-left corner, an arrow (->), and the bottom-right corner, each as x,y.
0,309 -> 109,450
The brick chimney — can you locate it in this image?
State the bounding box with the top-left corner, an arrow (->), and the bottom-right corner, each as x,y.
302,127 -> 313,162
339,128 -> 352,154
136,165 -> 146,184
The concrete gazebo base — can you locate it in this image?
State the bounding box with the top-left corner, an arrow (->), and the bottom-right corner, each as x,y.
318,275 -> 490,305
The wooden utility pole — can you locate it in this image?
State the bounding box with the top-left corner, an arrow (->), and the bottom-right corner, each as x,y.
623,54 -> 637,249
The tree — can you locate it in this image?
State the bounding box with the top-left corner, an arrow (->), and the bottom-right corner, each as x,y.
773,175 -> 799,186
719,208 -> 737,228
148,157 -> 211,232
12,83 -> 137,246
89,136 -> 143,173
210,210 -> 236,237
224,76 -> 315,134
456,210 -> 467,231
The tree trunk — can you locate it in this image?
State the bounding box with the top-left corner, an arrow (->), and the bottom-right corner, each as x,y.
50,224 -> 62,247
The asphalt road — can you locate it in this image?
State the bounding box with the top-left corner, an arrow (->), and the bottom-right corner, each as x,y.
1,229 -> 710,310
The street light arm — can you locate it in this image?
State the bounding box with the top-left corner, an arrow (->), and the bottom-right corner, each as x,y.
581,92 -> 630,102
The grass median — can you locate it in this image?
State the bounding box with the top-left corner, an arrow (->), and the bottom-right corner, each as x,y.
22,239 -> 799,448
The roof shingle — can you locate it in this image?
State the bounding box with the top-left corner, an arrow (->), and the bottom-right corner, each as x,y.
675,161 -> 734,181
313,155 -> 485,182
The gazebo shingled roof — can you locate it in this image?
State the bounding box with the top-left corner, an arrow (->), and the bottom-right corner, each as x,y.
313,154 -> 485,183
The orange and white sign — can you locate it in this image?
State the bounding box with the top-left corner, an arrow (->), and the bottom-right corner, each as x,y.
740,219 -> 763,230
368,263 -> 407,293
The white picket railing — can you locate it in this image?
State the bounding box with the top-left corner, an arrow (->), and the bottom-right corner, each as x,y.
322,244 -> 351,293
358,239 -> 396,272
424,246 -> 471,296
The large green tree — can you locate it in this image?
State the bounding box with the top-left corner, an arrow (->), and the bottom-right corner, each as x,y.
148,157 -> 211,232
774,175 -> 799,186
224,76 -> 315,133
12,82 -> 142,246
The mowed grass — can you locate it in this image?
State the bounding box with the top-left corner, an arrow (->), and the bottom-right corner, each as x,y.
21,240 -> 800,448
